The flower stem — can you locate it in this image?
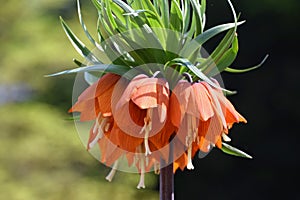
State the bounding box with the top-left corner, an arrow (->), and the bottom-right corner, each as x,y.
160,163 -> 174,200
160,136 -> 174,200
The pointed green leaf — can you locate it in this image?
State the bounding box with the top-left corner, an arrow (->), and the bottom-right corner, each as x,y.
73,58 -> 85,67
189,0 -> 203,35
160,0 -> 170,28
221,142 -> 252,159
84,72 -> 99,85
182,0 -> 192,33
180,21 -> 245,57
205,33 -> 239,76
170,0 -> 183,32
45,64 -> 131,77
113,0 -> 135,13
60,16 -> 99,63
77,0 -> 97,46
225,54 -> 269,73
166,58 -> 236,94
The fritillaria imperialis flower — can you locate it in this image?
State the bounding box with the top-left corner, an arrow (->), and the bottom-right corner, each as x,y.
52,0 -> 261,191
69,72 -> 247,187
170,79 -> 246,171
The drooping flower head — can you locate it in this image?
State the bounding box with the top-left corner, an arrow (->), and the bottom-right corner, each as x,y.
50,0 -> 264,189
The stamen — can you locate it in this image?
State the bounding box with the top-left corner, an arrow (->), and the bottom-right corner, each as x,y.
104,123 -> 110,132
89,117 -> 108,149
105,160 -> 119,182
186,115 -> 195,170
92,113 -> 102,134
144,125 -> 151,156
222,133 -> 231,142
191,115 -> 198,141
187,145 -> 194,170
140,109 -> 153,156
137,154 -> 146,189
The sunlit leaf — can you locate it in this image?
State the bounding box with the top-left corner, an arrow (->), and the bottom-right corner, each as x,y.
225,54 -> 269,73
180,21 -> 245,57
45,64 -> 131,77
60,16 -> 99,63
77,0 -> 97,46
73,58 -> 85,67
221,142 -> 252,159
84,72 -> 99,85
205,33 -> 239,76
166,58 -> 236,94
170,0 -> 183,32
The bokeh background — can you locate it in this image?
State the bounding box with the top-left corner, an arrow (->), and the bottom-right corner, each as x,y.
0,0 -> 298,199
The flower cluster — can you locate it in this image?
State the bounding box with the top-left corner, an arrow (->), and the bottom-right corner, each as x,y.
50,0 -> 262,189
69,72 -> 246,188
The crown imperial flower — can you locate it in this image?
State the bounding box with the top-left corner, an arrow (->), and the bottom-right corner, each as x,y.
50,0 -> 265,194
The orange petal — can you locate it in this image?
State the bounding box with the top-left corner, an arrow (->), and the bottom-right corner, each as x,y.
199,111 -> 223,146
131,78 -> 170,123
114,74 -> 148,110
70,98 -> 100,121
169,80 -> 192,127
109,124 -> 143,153
173,153 -> 187,172
191,82 -> 214,121
113,100 -> 146,137
201,82 -> 227,128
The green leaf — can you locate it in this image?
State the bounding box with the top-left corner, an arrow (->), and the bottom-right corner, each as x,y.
180,21 -> 245,57
189,0 -> 203,35
139,0 -> 165,29
60,16 -> 99,63
104,0 -> 119,32
182,0 -> 192,33
205,33 -> 239,76
160,0 -> 170,28
170,0 -> 183,32
225,54 -> 269,73
65,115 -> 81,121
77,0 -> 97,46
45,64 -> 131,77
113,0 -> 134,13
73,58 -> 85,67
166,58 -> 236,94
200,0 -> 206,21
84,72 -> 99,85
221,142 -> 253,159
216,34 -> 239,68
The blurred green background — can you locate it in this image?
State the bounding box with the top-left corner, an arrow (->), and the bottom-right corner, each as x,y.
0,0 -> 299,199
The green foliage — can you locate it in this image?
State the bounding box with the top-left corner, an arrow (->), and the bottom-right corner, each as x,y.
220,142 -> 252,159
51,0 -> 263,84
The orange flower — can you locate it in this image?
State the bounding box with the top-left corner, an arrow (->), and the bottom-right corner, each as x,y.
69,73 -> 121,121
112,74 -> 173,156
70,73 -> 175,188
170,79 -> 246,170
70,72 -> 246,186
